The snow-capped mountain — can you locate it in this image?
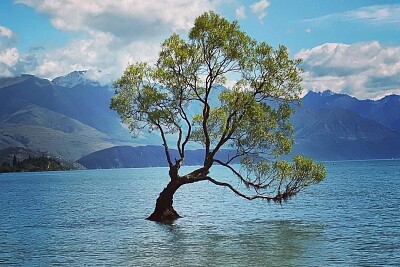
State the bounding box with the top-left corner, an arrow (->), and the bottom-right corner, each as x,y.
52,70 -> 101,88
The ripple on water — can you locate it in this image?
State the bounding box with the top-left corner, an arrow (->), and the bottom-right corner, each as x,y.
0,161 -> 399,266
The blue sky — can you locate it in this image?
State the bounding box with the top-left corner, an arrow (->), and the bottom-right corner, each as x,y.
1,0 -> 400,99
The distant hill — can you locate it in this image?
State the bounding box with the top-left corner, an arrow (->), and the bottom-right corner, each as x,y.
77,145 -> 237,169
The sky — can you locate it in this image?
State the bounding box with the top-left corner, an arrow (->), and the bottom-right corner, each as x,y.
1,0 -> 400,99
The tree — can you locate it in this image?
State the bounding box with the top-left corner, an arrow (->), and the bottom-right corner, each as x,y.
110,12 -> 326,223
12,155 -> 17,166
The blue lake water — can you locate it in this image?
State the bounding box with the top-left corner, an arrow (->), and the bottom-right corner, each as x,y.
1,160 -> 399,266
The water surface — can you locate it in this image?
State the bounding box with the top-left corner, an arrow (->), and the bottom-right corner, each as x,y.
1,160 -> 399,266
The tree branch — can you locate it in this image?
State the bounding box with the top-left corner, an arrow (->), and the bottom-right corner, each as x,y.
206,177 -> 276,201
155,122 -> 173,167
176,92 -> 192,158
213,159 -> 267,189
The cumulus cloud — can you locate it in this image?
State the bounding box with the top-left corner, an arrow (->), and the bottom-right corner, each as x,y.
29,31 -> 161,83
296,41 -> 400,99
9,0 -> 217,81
0,45 -> 18,67
15,0 -> 214,40
250,0 -> 270,23
0,26 -> 15,38
0,25 -> 19,77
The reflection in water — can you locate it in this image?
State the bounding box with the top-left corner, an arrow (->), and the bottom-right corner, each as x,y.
120,219 -> 325,267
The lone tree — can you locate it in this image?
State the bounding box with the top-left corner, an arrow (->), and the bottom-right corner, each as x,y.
111,12 -> 326,223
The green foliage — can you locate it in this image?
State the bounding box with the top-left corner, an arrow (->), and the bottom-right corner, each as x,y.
0,155 -> 70,173
111,11 -> 326,201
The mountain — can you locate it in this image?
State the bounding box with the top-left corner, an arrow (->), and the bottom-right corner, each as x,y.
77,145 -> 237,169
302,90 -> 400,132
291,107 -> 400,160
0,73 -> 128,140
0,72 -> 162,160
52,70 -> 100,88
290,90 -> 400,160
1,71 -> 400,163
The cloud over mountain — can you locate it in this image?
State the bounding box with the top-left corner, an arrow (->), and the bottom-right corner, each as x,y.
297,41 -> 400,99
4,1 -> 399,101
9,0 -> 217,81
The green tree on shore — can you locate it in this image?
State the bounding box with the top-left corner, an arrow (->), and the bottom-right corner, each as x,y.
111,12 -> 326,223
0,155 -> 69,173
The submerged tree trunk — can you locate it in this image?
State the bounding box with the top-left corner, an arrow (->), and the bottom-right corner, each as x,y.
147,180 -> 182,222
147,166 -> 210,223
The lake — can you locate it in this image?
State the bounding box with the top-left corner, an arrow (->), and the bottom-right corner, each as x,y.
1,160 -> 399,266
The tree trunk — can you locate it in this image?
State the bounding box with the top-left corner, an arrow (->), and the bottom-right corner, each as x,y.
147,180 -> 182,223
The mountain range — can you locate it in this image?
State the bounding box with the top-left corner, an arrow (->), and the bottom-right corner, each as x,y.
0,72 -> 164,161
76,145 -> 238,169
291,91 -> 400,160
1,72 -> 400,168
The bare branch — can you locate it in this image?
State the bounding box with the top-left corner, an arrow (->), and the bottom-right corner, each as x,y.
213,159 -> 267,189
206,177 -> 276,201
176,125 -> 183,157
202,101 -> 211,157
155,122 -> 173,167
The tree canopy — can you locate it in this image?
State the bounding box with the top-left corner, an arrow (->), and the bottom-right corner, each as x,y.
110,12 -> 326,222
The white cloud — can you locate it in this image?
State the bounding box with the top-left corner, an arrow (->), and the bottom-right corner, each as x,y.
250,0 -> 270,23
0,47 -> 19,67
0,47 -> 20,77
347,5 -> 400,25
31,32 -> 161,83
16,0 -> 215,40
9,0 -> 218,81
296,41 -> 400,99
305,4 -> 400,26
0,25 -> 20,77
305,28 -> 312,33
0,26 -> 15,38
0,25 -> 17,48
236,6 -> 247,19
